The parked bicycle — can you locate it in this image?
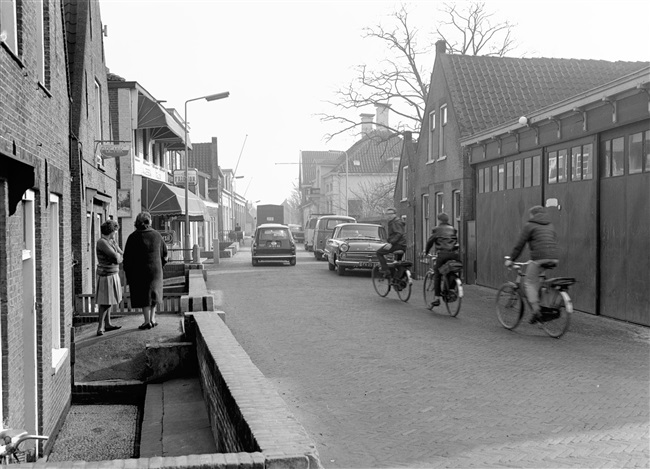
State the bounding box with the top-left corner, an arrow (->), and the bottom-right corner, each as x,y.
422,254 -> 463,316
0,428 -> 48,465
496,256 -> 575,338
371,248 -> 413,302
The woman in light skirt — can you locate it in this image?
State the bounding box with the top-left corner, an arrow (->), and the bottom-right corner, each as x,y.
95,220 -> 123,336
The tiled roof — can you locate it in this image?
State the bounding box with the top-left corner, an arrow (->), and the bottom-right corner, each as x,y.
333,131 -> 403,174
300,151 -> 339,186
442,54 -> 650,137
189,142 -> 214,177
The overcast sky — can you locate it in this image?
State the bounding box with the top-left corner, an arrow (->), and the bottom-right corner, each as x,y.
99,0 -> 650,205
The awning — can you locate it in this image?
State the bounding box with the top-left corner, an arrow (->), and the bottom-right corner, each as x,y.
137,94 -> 191,149
142,177 -> 209,221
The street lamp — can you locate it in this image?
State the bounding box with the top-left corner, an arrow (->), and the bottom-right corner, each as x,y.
183,91 -> 229,261
329,150 -> 349,216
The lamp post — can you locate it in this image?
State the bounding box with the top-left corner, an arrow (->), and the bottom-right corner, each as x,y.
183,91 -> 229,261
329,150 -> 349,216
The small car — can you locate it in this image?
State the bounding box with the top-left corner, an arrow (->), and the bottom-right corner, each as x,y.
324,223 -> 387,275
313,215 -> 356,260
251,224 -> 296,266
288,224 -> 305,244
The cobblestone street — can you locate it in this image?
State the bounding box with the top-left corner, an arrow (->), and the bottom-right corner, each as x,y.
207,247 -> 649,468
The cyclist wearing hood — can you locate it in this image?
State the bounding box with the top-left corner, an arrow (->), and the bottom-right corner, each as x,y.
506,205 -> 559,322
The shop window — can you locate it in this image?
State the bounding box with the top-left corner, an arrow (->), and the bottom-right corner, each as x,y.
491,165 -> 498,192
506,161 -> 514,189
523,158 -> 532,187
498,164 -> 504,191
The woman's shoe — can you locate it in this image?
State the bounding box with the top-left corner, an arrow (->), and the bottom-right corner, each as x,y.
151,322 -> 158,327
96,331 -> 104,336
138,323 -> 152,330
105,325 -> 122,332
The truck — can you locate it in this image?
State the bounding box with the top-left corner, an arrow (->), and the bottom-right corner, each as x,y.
304,213 -> 333,252
256,204 -> 285,226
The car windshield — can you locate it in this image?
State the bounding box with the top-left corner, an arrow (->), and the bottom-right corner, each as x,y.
326,219 -> 351,229
339,226 -> 381,239
259,229 -> 289,240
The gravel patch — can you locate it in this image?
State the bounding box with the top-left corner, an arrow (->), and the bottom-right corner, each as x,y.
48,405 -> 138,462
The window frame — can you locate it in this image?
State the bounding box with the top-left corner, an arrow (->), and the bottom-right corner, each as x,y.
421,193 -> 430,244
452,190 -> 461,229
427,111 -> 436,163
401,166 -> 408,201
435,192 -> 444,221
0,0 -> 18,55
438,105 -> 448,161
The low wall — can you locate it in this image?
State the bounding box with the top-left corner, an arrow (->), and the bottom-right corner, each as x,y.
190,312 -> 322,468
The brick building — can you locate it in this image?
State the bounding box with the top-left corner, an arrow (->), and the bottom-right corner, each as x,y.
0,0 -> 73,456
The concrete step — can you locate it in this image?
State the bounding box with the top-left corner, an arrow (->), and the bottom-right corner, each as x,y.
140,378 -> 217,458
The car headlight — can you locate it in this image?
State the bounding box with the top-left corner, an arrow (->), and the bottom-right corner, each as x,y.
340,243 -> 349,252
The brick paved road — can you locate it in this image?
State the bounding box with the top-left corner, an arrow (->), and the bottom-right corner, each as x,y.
206,247 -> 649,468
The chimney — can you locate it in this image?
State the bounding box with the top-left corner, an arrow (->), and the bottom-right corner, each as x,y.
435,39 -> 447,55
375,104 -> 390,131
403,131 -> 412,142
360,113 -> 374,136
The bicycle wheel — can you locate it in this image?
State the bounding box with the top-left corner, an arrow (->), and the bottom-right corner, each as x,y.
538,291 -> 571,338
423,272 -> 436,310
444,277 -> 462,317
496,283 -> 524,329
372,265 -> 391,297
396,274 -> 412,302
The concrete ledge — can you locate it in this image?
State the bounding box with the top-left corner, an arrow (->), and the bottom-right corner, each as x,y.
181,271 -> 215,313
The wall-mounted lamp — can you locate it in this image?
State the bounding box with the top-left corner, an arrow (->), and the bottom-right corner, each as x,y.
518,116 -> 528,126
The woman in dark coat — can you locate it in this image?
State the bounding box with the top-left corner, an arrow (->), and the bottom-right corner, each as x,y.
123,211 -> 168,330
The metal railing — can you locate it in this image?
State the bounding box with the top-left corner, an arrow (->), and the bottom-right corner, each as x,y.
75,293 -> 183,316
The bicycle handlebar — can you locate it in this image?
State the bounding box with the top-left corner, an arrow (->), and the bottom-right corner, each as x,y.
0,429 -> 48,457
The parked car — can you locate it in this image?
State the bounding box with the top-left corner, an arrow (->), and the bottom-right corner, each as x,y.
324,223 -> 387,275
313,215 -> 356,260
251,224 -> 296,266
288,224 -> 305,243
304,213 -> 332,252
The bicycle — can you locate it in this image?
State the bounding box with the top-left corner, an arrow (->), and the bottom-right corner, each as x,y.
371,248 -> 413,302
422,254 -> 463,316
495,256 -> 575,338
0,428 -> 48,465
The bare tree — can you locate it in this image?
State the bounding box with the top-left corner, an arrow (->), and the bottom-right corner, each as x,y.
351,175 -> 396,221
284,182 -> 303,224
320,2 -> 517,140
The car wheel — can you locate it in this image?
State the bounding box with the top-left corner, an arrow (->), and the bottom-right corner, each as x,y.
252,258 -> 258,266
315,252 -> 322,261
289,258 -> 296,266
336,263 -> 346,276
328,258 -> 335,271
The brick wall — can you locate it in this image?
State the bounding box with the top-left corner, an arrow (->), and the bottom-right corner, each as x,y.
0,0 -> 72,447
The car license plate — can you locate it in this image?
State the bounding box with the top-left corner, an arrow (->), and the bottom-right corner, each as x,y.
267,241 -> 279,248
359,262 -> 376,268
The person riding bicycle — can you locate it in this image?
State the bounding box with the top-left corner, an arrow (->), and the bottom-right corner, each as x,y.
506,205 -> 559,323
424,212 -> 460,307
377,207 -> 407,275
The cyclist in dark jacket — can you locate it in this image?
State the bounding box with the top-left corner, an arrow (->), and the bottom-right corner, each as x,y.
506,205 -> 559,322
424,212 -> 459,307
377,207 -> 407,273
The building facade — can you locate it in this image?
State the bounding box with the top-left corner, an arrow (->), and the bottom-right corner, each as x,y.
1,0 -> 73,455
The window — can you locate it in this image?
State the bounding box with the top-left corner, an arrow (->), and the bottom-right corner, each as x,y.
491,165 -> 498,192
439,105 -> 447,160
0,0 -> 18,54
428,111 -> 436,162
523,157 -> 532,187
435,192 -> 444,220
422,194 -> 430,242
484,167 -> 491,192
548,151 -> 557,184
478,167 -> 484,194
513,160 -> 521,189
557,150 -> 567,182
94,80 -> 103,140
532,155 -> 541,186
571,146 -> 582,181
35,0 -> 45,84
583,144 -> 594,179
498,164 -> 504,191
401,166 -> 408,200
506,161 -> 514,189
629,132 -> 643,174
452,190 -> 461,228
646,132 -> 650,172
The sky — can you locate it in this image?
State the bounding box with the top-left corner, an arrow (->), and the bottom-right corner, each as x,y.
99,0 -> 650,205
